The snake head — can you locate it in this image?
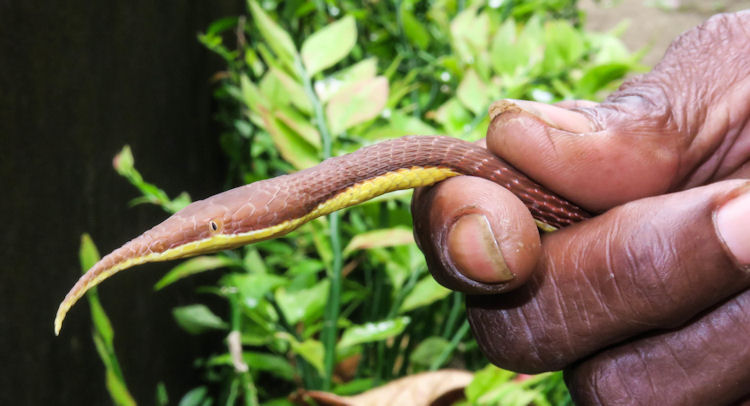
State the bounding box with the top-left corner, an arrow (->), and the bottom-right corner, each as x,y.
54,189 -> 271,335
55,175 -> 321,335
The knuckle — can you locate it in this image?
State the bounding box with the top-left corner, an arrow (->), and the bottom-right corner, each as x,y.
467,303 -> 551,373
604,208 -> 688,327
566,352 -> 663,406
466,278 -> 581,373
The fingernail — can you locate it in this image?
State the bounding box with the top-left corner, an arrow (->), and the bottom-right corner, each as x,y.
447,213 -> 514,283
490,99 -> 593,133
716,189 -> 750,266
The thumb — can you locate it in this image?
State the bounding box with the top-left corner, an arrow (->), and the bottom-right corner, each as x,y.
486,99 -> 678,211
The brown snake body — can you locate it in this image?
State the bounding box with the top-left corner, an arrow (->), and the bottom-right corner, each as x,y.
55,135 -> 590,334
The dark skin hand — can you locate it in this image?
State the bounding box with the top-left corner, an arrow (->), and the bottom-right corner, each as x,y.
412,11 -> 750,406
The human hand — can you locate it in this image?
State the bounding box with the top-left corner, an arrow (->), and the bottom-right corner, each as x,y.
412,11 -> 750,405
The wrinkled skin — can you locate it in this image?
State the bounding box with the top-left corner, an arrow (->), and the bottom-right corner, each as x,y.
412,12 -> 750,406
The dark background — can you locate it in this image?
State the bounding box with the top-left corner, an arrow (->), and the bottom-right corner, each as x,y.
0,1 -> 242,404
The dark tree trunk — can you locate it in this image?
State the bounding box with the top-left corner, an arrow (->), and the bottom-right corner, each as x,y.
0,1 -> 241,404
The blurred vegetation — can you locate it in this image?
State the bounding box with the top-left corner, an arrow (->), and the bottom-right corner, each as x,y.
89,0 -> 641,404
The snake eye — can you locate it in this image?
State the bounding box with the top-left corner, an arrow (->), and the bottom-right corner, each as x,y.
209,220 -> 219,232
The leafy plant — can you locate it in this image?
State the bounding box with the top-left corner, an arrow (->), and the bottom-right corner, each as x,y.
79,234 -> 137,406
459,365 -> 573,406
88,0 -> 640,404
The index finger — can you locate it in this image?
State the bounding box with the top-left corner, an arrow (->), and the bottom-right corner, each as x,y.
466,181 -> 750,373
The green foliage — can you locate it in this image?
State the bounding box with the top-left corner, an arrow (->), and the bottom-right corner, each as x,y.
459,365 -> 573,406
173,305 -> 230,335
338,316 -> 411,348
92,0 -> 640,404
79,234 -> 137,406
113,146 -> 191,213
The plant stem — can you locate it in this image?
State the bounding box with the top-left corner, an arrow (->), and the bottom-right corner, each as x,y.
442,292 -> 463,339
430,320 -> 470,371
395,0 -> 421,118
229,293 -> 259,406
298,59 -> 342,391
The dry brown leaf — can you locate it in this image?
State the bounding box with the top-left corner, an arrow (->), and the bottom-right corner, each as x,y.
291,369 -> 472,406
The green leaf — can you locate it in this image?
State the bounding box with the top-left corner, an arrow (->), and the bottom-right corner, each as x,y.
248,0 -> 298,67
243,352 -> 295,381
456,69 -> 489,115
92,333 -> 114,372
112,145 -> 188,214
244,47 -> 265,77
198,32 -> 237,63
270,68 -> 313,114
274,107 -> 321,148
106,377 -> 137,406
260,70 -> 292,108
205,16 -> 239,35
332,57 -> 378,82
80,235 -> 115,348
386,79 -> 418,109
222,273 -> 288,307
466,366 -> 552,406
178,386 -> 211,406
576,62 -> 630,96
156,382 -> 169,406
275,279 -> 329,325
315,58 -> 378,103
288,259 -> 324,276
479,385 -> 539,406
338,316 -> 410,348
373,244 -> 426,290
154,256 -> 237,290
401,7 -> 430,50
258,106 -> 320,170
79,233 -> 100,271
430,98 -> 472,134
293,338 -> 325,375
542,20 -> 585,74
241,321 -> 276,347
81,235 -> 135,405
491,17 -> 544,80
172,304 -> 228,334
410,336 -> 451,368
112,145 -> 135,177
94,333 -> 135,406
243,247 -> 268,273
333,378 -> 376,396
326,76 -> 389,135
588,30 -> 632,65
399,276 -> 451,313
207,351 -> 296,381
239,74 -> 268,114
301,15 -> 357,75
464,364 -> 515,403
167,192 -> 191,213
277,333 -> 325,375
343,227 -> 414,256
89,293 -> 115,348
490,18 -> 519,75
105,368 -> 137,406
450,7 -> 489,63
362,111 -> 436,141
262,399 -> 295,406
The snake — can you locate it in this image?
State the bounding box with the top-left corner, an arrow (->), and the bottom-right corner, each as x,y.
54,135 -> 590,335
